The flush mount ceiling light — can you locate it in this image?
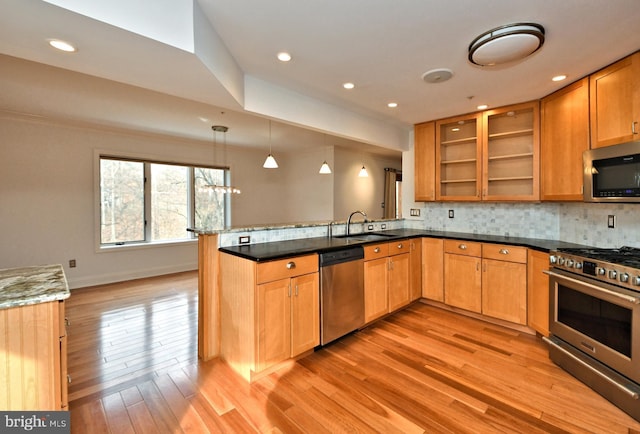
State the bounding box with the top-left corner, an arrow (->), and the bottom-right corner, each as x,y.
422,68 -> 453,84
468,23 -> 545,66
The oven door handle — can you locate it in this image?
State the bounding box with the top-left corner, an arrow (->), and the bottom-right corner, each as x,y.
543,336 -> 639,400
543,270 -> 640,305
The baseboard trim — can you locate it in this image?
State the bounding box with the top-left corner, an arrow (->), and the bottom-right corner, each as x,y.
67,262 -> 197,289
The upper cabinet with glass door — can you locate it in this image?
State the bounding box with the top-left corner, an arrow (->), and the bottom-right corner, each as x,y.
435,113 -> 483,201
482,101 -> 540,201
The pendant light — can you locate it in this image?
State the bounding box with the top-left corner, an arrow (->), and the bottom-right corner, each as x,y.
319,134 -> 332,174
206,125 -> 241,194
263,120 -> 279,169
358,165 -> 369,177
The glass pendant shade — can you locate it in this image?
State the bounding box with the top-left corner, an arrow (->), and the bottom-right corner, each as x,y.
319,161 -> 332,174
358,165 -> 369,177
263,153 -> 279,168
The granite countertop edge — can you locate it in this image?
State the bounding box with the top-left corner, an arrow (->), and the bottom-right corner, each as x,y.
219,229 -> 592,262
0,264 -> 71,310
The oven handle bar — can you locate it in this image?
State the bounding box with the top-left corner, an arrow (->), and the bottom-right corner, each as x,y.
543,270 -> 640,304
542,336 -> 639,400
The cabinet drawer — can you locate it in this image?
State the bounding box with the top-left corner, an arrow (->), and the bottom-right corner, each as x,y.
482,244 -> 527,263
257,254 -> 318,284
444,239 -> 482,257
388,239 -> 410,256
364,243 -> 389,260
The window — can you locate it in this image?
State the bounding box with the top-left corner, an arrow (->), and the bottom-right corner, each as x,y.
99,157 -> 228,246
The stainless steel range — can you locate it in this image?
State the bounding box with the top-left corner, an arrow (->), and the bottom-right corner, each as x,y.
545,246 -> 640,421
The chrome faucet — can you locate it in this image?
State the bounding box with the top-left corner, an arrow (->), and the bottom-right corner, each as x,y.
346,210 -> 367,236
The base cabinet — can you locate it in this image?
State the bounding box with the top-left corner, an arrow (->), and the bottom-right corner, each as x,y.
482,258 -> 527,324
527,249 -> 550,336
0,300 -> 67,410
220,253 -> 319,382
422,238 -> 444,302
444,245 -> 482,313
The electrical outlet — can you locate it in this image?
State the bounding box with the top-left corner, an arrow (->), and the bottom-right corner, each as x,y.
69,259 -> 76,268
448,210 -> 455,218
368,224 -> 374,230
410,209 -> 420,217
381,224 -> 387,229
239,235 -> 250,244
607,215 -> 615,228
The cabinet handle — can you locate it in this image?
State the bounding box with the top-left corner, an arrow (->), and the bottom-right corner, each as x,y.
458,243 -> 467,250
295,284 -> 299,296
67,374 -> 72,384
499,249 -> 509,255
286,261 -> 296,269
374,247 -> 380,253
397,243 -> 403,249
633,121 -> 638,135
389,259 -> 394,270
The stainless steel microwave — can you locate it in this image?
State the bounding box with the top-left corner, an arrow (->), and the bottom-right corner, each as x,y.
583,141 -> 640,203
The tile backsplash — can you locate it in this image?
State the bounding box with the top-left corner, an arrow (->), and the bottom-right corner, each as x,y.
413,202 -> 640,248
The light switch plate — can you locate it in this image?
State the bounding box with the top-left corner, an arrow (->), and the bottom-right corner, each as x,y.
607,215 -> 615,228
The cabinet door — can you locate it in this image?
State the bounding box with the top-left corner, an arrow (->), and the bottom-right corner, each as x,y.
482,101 -> 540,201
364,257 -> 389,323
256,278 -> 291,372
482,258 -> 527,324
389,253 -> 411,312
58,300 -> 68,409
422,238 -> 444,302
541,78 -> 589,201
590,52 -> 640,148
527,250 -> 550,336
444,253 -> 481,313
291,273 -> 319,356
409,238 -> 423,301
436,113 -> 483,201
415,122 -> 436,201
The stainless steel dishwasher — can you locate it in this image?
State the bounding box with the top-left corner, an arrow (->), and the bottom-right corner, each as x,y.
319,246 -> 365,345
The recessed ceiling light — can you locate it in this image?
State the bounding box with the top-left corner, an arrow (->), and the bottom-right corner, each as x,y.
387,102 -> 398,108
477,104 -> 488,110
552,75 -> 567,82
48,39 -> 76,52
343,82 -> 355,90
277,52 -> 291,62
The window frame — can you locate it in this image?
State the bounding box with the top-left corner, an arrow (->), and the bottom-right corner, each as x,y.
95,151 -> 230,251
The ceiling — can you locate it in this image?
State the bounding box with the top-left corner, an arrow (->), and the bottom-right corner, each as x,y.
1,0 -> 639,155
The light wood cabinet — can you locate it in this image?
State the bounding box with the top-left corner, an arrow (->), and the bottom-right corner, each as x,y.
590,51 -> 640,148
422,238 -> 444,302
0,300 -> 67,410
409,238 -> 423,301
414,121 -> 436,201
436,113 -> 483,201
364,240 -> 411,322
435,102 -> 540,201
527,249 -> 550,336
482,101 -> 540,201
540,77 -> 590,201
481,244 -> 527,325
220,252 -> 319,382
444,240 -> 482,312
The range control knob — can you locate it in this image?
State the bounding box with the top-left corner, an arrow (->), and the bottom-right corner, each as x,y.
633,276 -> 640,286
558,257 -> 565,266
574,262 -> 583,270
549,255 -> 557,265
566,259 -> 574,268
608,270 -> 618,280
596,267 -> 606,276
620,273 -> 630,283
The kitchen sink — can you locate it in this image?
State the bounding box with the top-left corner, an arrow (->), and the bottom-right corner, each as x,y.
333,233 -> 395,241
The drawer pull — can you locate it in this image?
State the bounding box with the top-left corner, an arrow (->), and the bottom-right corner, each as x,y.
286,261 -> 296,269
499,249 -> 509,255
458,243 -> 467,250
397,243 -> 403,249
374,247 -> 380,253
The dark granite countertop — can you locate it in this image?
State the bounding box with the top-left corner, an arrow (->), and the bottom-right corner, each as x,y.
219,229 -> 592,262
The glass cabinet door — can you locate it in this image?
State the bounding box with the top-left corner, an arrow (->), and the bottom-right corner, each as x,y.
435,113 -> 482,201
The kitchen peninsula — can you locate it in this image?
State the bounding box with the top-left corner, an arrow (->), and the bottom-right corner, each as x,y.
0,264 -> 70,410
193,222 -> 590,378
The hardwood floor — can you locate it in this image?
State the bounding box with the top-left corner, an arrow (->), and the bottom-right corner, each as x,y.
67,272 -> 640,433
